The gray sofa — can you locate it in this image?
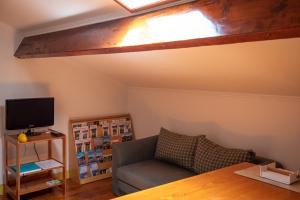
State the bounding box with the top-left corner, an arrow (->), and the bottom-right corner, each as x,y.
112,135 -> 276,196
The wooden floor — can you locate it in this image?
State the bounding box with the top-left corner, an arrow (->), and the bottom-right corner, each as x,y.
0,178 -> 116,200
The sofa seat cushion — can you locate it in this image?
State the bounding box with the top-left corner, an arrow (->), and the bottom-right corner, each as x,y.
193,137 -> 256,174
155,128 -> 202,170
117,159 -> 196,190
118,180 -> 139,194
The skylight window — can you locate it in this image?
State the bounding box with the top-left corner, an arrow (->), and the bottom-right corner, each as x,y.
120,11 -> 219,46
115,0 -> 180,12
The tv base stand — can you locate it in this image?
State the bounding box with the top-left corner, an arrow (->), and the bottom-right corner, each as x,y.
26,128 -> 42,136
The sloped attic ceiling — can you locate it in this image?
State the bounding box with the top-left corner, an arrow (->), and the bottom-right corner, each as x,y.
49,38 -> 300,97
1,0 -> 300,97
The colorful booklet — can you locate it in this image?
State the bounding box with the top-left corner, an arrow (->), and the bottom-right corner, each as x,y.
79,165 -> 88,179
46,179 -> 62,186
77,152 -> 86,165
11,163 -> 42,175
89,162 -> 100,176
95,149 -> 103,163
87,150 -> 97,163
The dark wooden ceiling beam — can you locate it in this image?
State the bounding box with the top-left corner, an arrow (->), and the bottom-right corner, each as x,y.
15,0 -> 300,59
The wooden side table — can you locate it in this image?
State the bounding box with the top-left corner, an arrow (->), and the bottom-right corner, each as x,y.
4,132 -> 67,200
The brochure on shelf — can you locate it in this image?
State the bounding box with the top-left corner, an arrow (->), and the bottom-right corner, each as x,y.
35,159 -> 63,170
11,162 -> 42,175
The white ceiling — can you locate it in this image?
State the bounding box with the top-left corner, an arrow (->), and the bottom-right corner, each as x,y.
1,0 -> 300,96
0,0 -> 128,31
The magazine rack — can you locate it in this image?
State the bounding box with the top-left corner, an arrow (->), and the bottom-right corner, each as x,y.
69,114 -> 134,185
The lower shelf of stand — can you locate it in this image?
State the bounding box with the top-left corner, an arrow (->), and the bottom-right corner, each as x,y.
99,161 -> 112,170
80,172 -> 112,185
7,176 -> 64,195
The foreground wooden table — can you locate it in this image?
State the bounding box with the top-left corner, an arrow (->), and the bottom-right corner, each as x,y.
114,163 -> 300,200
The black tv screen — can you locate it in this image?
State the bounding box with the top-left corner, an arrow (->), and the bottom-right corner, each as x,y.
6,97 -> 54,130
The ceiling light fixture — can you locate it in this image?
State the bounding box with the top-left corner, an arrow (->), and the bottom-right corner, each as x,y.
114,0 -> 181,13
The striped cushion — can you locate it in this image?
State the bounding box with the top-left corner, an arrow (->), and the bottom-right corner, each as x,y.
155,128 -> 203,170
193,137 -> 255,174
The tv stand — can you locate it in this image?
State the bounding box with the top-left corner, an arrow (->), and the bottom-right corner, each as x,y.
4,132 -> 66,200
26,129 -> 42,136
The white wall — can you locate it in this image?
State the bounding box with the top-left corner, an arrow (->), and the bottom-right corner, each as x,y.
1,17 -> 300,188
0,22 -> 128,185
128,87 -> 300,170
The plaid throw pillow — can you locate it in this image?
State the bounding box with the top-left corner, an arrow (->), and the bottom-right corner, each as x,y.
193,137 -> 255,174
155,128 -> 204,170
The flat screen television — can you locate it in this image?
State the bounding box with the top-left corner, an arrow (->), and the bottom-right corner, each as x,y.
5,97 -> 54,130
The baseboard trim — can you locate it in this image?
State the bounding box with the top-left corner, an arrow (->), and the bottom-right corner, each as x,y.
0,184 -> 4,196
53,171 -> 71,180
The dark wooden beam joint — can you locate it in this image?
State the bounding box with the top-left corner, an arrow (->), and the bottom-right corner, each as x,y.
15,0 -> 300,59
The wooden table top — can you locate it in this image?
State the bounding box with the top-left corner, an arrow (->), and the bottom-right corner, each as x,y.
114,163 -> 300,200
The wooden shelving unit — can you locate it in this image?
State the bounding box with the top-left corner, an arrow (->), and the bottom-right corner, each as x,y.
4,132 -> 67,200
